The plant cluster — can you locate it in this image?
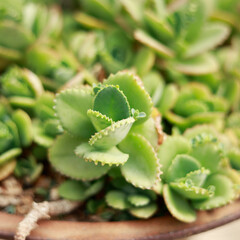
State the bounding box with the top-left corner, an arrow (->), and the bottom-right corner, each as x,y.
0,0 -> 240,239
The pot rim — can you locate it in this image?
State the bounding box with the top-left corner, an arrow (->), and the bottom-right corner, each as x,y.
0,199 -> 240,240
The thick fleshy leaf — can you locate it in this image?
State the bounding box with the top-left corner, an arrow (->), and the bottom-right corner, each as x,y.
158,84 -> 178,115
158,136 -> 191,179
87,110 -> 113,131
0,121 -> 13,153
170,182 -> 211,200
33,120 -> 54,148
184,125 -> 218,140
59,179 -> 103,201
8,97 -> 36,109
163,184 -> 196,223
35,92 -> 55,121
130,117 -> 158,149
0,148 -> 21,166
105,72 -> 153,123
183,168 -> 210,187
0,159 -> 16,181
105,190 -> 130,210
142,71 -> 164,106
129,203 -> 157,219
74,12 -> 112,30
171,54 -> 219,75
93,85 -> 130,121
22,68 -> 44,97
75,143 -> 128,166
120,0 -> 144,22
119,134 -> 161,189
192,174 -> 235,210
89,117 -> 135,150
12,110 -> 32,147
49,134 -> 110,180
134,48 -> 155,77
55,88 -> 95,138
228,148 -> 240,170
0,21 -> 34,50
134,29 -> 174,58
127,194 -> 150,207
144,10 -> 174,42
81,0 -> 115,22
166,154 -> 201,183
190,137 -> 222,172
5,119 -> 20,147
185,23 -> 230,58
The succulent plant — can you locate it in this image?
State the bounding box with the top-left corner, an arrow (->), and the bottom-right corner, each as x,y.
0,101 -> 32,181
0,1 -> 239,239
158,132 -> 238,222
49,71 -> 162,190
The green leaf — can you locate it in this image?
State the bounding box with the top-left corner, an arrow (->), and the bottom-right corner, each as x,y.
93,85 -> 130,121
35,92 -> 55,121
163,184 -> 196,223
170,182 -> 211,200
89,117 -> 135,150
142,71 -> 164,106
0,148 -> 22,166
134,29 -> 174,58
166,154 -> 201,183
59,179 -> 104,201
190,138 -> 222,172
74,12 -> 112,30
144,10 -> 174,43
184,125 -> 218,140
106,190 -> 130,210
185,23 -> 230,58
192,174 -> 235,210
8,97 -> 36,109
87,109 -> 113,131
129,203 -> 157,219
81,0 -> 115,22
0,121 -> 13,153
75,143 -> 129,166
127,194 -> 150,207
183,168 -> 210,187
0,21 -> 34,50
158,136 -> 191,179
55,88 -> 95,138
134,48 -> 155,77
158,84 -> 178,115
171,53 -> 219,75
12,110 -> 32,147
130,117 -> 158,149
33,120 -> 54,148
105,72 -> 153,123
22,68 -> 44,97
119,134 -> 161,189
49,134 -> 110,180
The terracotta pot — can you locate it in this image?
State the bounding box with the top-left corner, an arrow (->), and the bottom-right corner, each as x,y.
0,199 -> 240,240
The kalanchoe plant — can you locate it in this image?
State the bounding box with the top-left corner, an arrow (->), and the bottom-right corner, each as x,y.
49,71 -> 162,190
0,101 -> 32,181
158,132 -> 238,223
0,1 -> 240,240
0,66 -> 44,109
160,82 -> 229,131
0,0 -> 62,70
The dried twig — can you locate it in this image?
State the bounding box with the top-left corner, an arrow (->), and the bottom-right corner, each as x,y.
0,177 -> 22,195
0,195 -> 22,207
14,200 -> 81,240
